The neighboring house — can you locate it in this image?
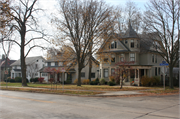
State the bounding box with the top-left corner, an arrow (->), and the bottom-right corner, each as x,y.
10,56 -> 46,81
97,22 -> 163,86
0,58 -> 16,81
40,49 -> 99,83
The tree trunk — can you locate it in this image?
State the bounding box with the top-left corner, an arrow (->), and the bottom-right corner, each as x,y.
21,25 -> 27,87
77,63 -> 82,86
88,56 -> 92,81
169,65 -> 173,89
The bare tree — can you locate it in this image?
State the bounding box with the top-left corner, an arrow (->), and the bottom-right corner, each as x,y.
27,63 -> 39,79
1,0 -> 49,86
52,0 -> 116,86
143,0 -> 179,89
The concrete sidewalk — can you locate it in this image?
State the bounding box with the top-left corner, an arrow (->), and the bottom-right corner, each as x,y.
0,86 -> 145,96
96,91 -> 143,96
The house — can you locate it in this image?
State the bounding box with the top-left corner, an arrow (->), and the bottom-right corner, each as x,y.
40,48 -> 99,83
0,57 -> 16,81
10,56 -> 46,81
97,21 -> 163,86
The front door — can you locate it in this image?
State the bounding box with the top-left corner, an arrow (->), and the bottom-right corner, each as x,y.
67,73 -> 72,83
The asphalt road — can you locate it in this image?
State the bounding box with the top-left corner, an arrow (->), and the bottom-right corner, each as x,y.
0,90 -> 179,119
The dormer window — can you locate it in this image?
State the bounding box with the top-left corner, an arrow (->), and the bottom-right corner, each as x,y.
131,40 -> 134,48
111,41 -> 117,49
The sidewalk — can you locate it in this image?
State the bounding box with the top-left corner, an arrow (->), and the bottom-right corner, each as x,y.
0,86 -> 145,96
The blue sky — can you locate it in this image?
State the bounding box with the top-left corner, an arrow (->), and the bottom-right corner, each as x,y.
2,0 -> 149,60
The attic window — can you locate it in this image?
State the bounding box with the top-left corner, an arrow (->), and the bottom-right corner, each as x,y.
111,41 -> 117,49
37,60 -> 38,62
125,40 -> 128,44
131,40 -> 134,48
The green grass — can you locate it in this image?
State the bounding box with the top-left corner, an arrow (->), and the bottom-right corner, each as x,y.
0,82 -> 162,91
0,87 -> 103,95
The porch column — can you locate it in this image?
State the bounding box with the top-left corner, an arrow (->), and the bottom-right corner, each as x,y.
137,69 -> 140,86
101,68 -> 103,78
65,73 -> 67,81
134,69 -> 136,80
144,69 -> 146,76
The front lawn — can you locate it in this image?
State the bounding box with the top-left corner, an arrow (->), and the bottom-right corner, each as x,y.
1,82 -> 160,91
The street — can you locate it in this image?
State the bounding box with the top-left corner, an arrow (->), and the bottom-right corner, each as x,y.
0,90 -> 179,119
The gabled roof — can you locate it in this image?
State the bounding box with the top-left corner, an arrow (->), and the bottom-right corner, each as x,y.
0,58 -> 16,68
11,56 -> 45,66
123,20 -> 139,38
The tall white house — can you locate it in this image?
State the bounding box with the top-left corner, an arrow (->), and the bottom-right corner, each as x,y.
10,56 -> 46,81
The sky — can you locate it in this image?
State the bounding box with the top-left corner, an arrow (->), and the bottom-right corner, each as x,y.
0,0 -> 149,60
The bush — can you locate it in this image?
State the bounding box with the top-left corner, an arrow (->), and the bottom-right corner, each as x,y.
30,78 -> 39,83
109,75 -> 115,82
100,78 -> 106,85
10,79 -> 15,82
48,78 -> 54,83
82,79 -> 90,84
108,81 -> 116,86
73,79 -> 78,84
64,80 -> 72,84
38,77 -> 44,83
152,76 -> 160,86
14,77 -> 22,82
141,76 -> 151,86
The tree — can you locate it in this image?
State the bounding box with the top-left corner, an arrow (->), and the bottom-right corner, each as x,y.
1,0 -> 49,86
143,0 -> 179,89
113,61 -> 134,89
52,0 -> 116,86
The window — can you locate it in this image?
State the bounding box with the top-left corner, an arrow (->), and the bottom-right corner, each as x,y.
15,66 -> 17,69
42,73 -> 47,76
81,72 -> 85,77
35,64 -> 38,68
37,60 -> 38,62
104,69 -> 108,78
47,62 -> 51,66
155,67 -> 157,76
111,68 -> 115,75
111,55 -> 115,62
131,40 -> 134,48
91,73 -> 95,78
120,54 -> 124,62
59,62 -> 63,66
111,41 -> 117,49
130,53 -> 135,61
104,58 -> 108,63
158,68 -> 161,75
125,40 -> 128,44
155,55 -> 157,63
35,73 -> 38,76
55,62 -> 58,66
152,54 -> 154,63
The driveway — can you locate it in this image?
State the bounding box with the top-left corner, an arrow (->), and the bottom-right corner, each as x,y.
0,90 -> 179,119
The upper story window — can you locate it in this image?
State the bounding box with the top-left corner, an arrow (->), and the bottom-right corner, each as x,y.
37,60 -> 38,62
155,55 -> 157,63
130,53 -> 135,61
111,55 -> 115,62
35,64 -> 38,68
47,62 -> 51,66
120,54 -> 124,62
104,58 -> 108,63
125,40 -> 128,44
111,41 -> 117,49
152,54 -> 154,63
131,40 -> 134,48
59,62 -> 63,66
55,62 -> 58,66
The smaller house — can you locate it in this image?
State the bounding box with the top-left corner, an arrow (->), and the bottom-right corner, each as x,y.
10,56 -> 46,81
40,48 -> 99,83
0,58 -> 16,81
